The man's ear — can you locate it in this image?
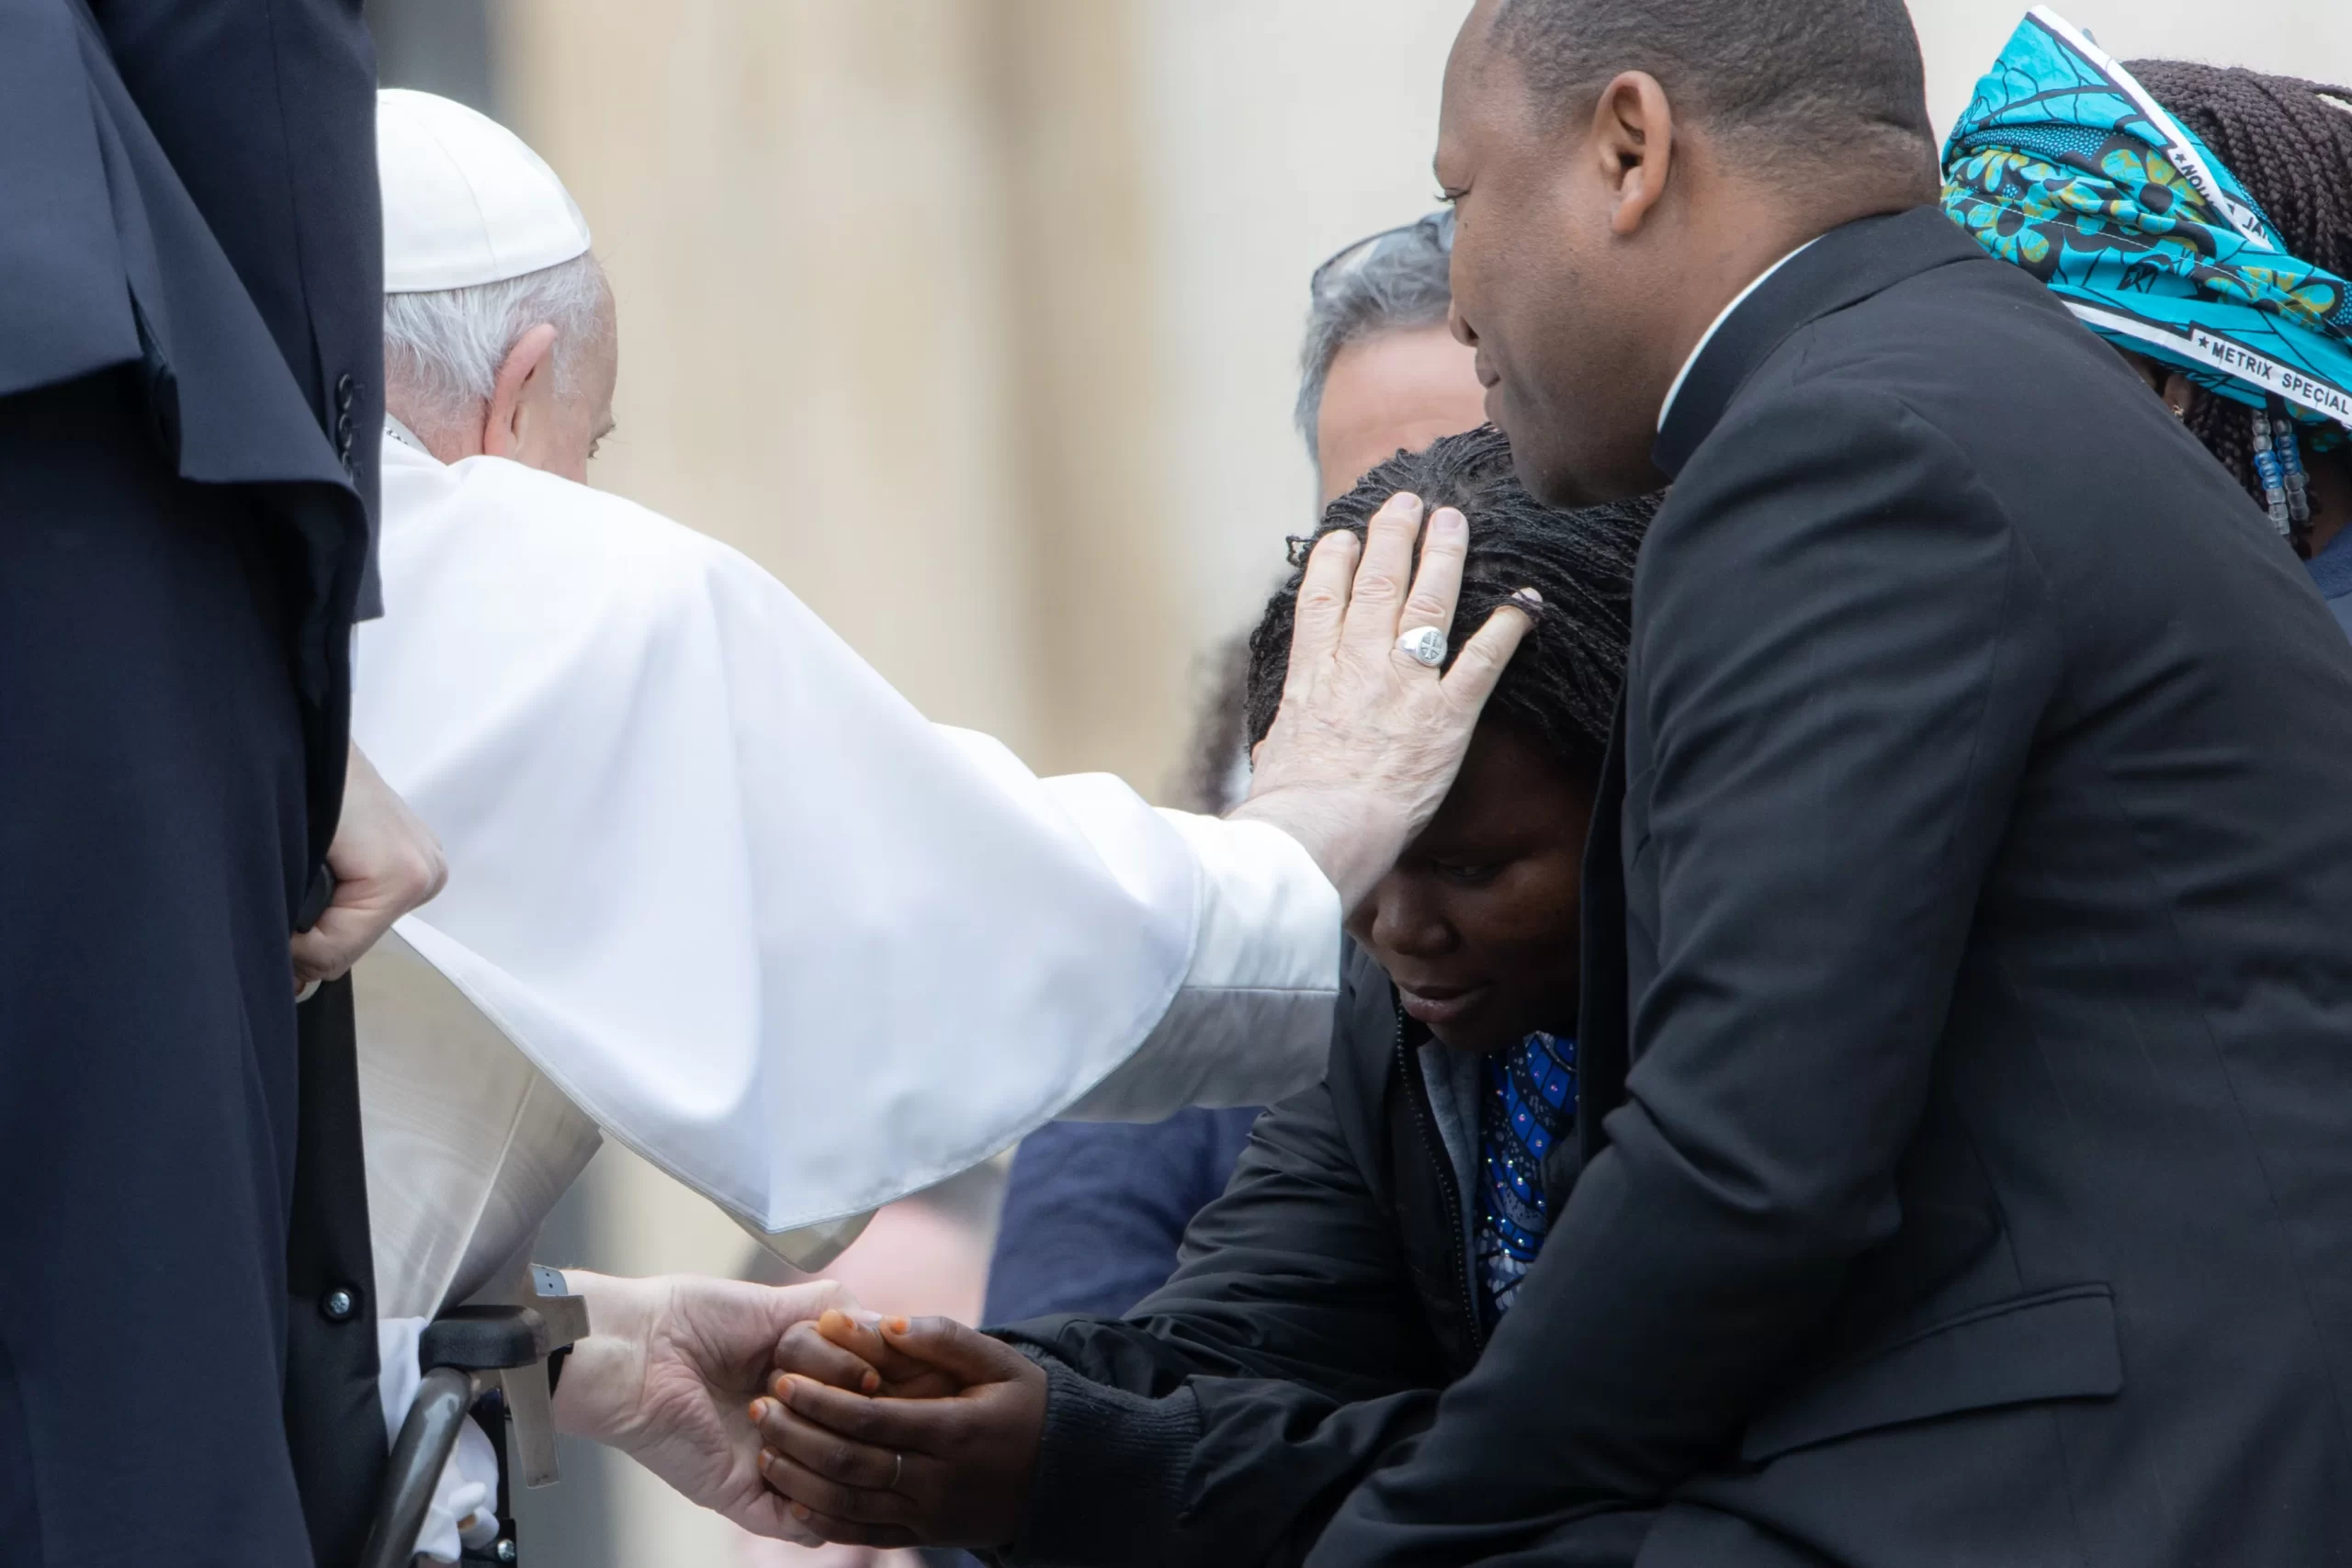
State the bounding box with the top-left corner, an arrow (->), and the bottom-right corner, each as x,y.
481,321 -> 560,461
2161,371 -> 2196,423
1590,71 -> 1676,239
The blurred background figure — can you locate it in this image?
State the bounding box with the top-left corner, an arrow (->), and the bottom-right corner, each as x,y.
366,1 -> 2352,1562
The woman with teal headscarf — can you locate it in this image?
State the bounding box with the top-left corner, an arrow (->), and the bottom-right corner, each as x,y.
1942,8 -> 2352,633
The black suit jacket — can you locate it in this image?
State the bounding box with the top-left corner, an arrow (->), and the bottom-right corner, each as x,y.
0,0 -> 382,855
1310,207 -> 2352,1567
0,4 -> 387,1559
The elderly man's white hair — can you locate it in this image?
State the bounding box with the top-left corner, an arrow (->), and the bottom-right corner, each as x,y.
377,87 -> 606,445
382,254 -> 609,440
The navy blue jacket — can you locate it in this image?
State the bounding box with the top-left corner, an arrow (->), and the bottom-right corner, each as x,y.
985,1109 -> 1261,1324
2305,523 -> 2352,641
0,0 -> 381,867
0,6 -> 388,1562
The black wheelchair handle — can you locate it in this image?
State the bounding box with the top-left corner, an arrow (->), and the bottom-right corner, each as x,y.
356,1365 -> 472,1568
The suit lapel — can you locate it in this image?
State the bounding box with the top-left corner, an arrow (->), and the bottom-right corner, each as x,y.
1652,205 -> 1989,479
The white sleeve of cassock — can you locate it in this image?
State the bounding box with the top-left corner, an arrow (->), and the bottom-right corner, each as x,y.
921,733 -> 1343,1122
356,453 -> 1340,1240
1059,810 -> 1340,1120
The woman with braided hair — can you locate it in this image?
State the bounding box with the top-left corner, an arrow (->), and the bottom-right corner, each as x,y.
1944,11 -> 2352,631
2123,57 -> 2352,545
743,429 -> 1664,1563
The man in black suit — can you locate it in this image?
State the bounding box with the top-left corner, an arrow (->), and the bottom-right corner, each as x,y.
0,4 -> 445,1563
1273,0 -> 2352,1562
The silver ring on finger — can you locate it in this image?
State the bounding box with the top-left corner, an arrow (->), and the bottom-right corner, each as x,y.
892,1451 -> 904,1490
1396,625 -> 1448,669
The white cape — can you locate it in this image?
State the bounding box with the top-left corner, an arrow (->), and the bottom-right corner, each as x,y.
352,440 -> 1337,1260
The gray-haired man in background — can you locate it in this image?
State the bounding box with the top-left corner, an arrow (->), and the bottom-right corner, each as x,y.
1300,210 -> 1488,512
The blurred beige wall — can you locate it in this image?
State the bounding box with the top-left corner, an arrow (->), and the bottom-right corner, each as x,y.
495,0 -> 1193,784
499,0 -> 1047,751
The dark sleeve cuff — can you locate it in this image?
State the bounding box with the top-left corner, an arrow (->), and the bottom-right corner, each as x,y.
1003,1358 -> 1200,1568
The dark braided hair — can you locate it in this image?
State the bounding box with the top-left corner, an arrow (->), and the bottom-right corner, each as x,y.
1245,426 -> 1656,779
2125,60 -> 2352,504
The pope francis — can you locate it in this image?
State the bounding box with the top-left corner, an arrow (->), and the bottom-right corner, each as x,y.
350,88 -> 1372,1559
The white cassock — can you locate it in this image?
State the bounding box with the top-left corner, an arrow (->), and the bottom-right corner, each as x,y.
351,428 -> 1341,1322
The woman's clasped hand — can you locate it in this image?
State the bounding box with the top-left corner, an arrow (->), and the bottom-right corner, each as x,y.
748,1308 -> 1049,1551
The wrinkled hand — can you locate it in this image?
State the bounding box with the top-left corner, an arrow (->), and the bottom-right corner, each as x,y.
552,1270 -> 860,1542
290,743 -> 447,987
751,1314 -> 1046,1551
1230,492 -> 1537,912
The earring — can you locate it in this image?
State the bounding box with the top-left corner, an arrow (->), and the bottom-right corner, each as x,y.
2269,398 -> 2312,529
2254,406 -> 2294,535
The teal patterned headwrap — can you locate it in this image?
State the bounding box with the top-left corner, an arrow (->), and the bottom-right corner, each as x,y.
1942,7 -> 2352,453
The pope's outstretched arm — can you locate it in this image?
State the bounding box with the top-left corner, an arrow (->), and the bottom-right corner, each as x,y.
354,443 -> 1512,1241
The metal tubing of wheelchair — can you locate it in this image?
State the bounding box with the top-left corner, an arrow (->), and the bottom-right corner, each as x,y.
356,1365 -> 475,1568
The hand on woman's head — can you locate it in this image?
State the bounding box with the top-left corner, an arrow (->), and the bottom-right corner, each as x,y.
1242,427 -> 1653,1016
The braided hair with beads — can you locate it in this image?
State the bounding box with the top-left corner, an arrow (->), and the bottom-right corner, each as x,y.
1243,425 -> 1656,775
2125,60 -> 2352,509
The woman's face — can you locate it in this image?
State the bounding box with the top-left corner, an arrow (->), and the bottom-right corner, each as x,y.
1345,720 -> 1593,1054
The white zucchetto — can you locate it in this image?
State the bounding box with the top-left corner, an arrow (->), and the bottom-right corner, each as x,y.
379,88 -> 591,294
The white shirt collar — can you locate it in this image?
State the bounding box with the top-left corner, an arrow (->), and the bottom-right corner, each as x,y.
383,412 -> 437,461
1657,238 -> 1820,432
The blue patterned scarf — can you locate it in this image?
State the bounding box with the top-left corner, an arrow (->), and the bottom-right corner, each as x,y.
1476,1030 -> 1577,1327
1941,8 -> 2352,457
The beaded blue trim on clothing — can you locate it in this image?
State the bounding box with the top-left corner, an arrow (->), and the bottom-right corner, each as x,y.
1475,1031 -> 1577,1327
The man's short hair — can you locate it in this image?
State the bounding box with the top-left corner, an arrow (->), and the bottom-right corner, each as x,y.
1494,0 -> 1934,169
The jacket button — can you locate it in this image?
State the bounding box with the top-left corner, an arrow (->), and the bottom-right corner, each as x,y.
335,373 -> 356,413
321,1287 -> 358,1323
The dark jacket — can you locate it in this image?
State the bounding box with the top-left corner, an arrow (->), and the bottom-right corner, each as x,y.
0,0 -> 382,852
1306,207 -> 2352,1567
993,945 -> 1561,1568
984,1108 -> 1262,1324
0,4 -> 387,1562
